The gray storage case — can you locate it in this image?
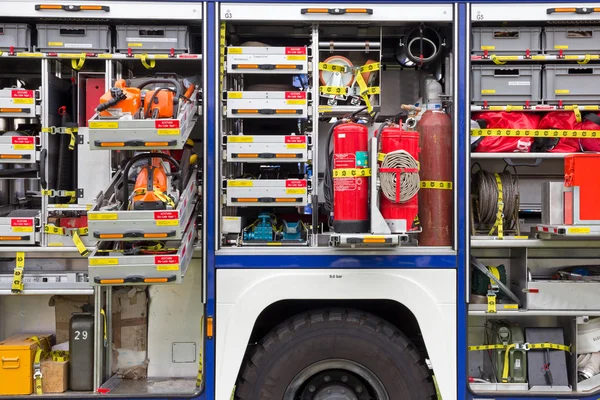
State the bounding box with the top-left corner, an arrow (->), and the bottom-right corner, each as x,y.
472,27 -> 542,55
545,26 -> 600,54
472,65 -> 542,105
36,24 -> 111,53
115,25 -> 189,53
0,24 -> 31,52
544,65 -> 600,105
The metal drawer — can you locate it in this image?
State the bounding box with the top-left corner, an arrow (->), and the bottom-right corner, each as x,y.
0,89 -> 37,118
225,179 -> 309,207
89,169 -> 198,241
88,216 -> 197,286
0,211 -> 39,245
226,91 -> 308,119
225,135 -> 310,163
226,46 -> 308,74
88,90 -> 198,150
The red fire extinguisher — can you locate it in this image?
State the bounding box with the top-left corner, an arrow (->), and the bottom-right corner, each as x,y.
325,119 -> 370,233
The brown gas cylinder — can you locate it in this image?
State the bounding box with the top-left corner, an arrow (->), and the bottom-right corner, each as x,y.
417,110 -> 453,246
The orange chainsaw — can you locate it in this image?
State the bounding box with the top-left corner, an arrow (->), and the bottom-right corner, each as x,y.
122,153 -> 182,211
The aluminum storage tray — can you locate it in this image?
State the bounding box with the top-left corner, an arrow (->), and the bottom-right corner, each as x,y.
225,135 -> 310,163
526,279 -> 600,310
472,27 -> 542,55
89,169 -> 198,241
226,46 -> 309,74
0,89 -> 37,118
0,210 -> 39,245
88,91 -> 197,150
226,91 -> 308,119
225,179 -> 309,207
88,216 -> 196,286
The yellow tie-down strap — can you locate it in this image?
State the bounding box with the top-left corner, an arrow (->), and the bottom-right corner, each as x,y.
333,168 -> 372,178
471,128 -> 600,139
41,189 -> 77,204
489,173 -> 504,239
319,62 -> 349,73
486,266 -> 501,313
196,316 -> 204,388
11,252 -> 25,293
420,181 -> 452,190
44,225 -> 89,257
29,335 -> 51,395
468,342 -> 571,383
42,126 -> 78,150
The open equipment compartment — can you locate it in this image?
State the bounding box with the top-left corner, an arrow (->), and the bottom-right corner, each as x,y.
468,2 -> 600,397
0,0 -> 206,398
218,3 -> 456,252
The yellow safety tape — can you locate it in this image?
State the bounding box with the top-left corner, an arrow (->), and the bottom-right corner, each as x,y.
574,105 -> 582,123
378,152 -> 386,162
469,342 -> 571,383
320,86 -> 349,95
100,309 -> 108,346
333,168 -> 371,178
578,54 -> 592,65
196,316 -> 204,388
71,53 -> 86,71
132,188 -> 175,208
354,70 -> 374,115
359,62 -> 381,74
319,62 -> 348,73
11,252 -> 25,294
487,266 -> 500,314
72,231 -> 89,257
489,173 -> 504,239
362,87 -> 380,95
471,128 -> 600,139
51,350 -> 69,362
41,189 -> 77,203
44,225 -> 88,236
141,54 -> 156,70
491,54 -> 506,65
420,181 -> 452,190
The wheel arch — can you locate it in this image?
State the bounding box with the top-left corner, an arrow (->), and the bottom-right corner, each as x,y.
215,269 -> 456,400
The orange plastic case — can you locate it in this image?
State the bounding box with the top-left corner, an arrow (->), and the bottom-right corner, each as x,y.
0,334 -> 52,395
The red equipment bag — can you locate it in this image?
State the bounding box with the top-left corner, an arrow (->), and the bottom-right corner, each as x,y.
579,113 -> 600,152
537,112 -> 581,153
472,112 -> 539,153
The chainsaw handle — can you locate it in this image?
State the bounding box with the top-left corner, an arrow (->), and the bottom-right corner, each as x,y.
136,78 -> 183,100
122,153 -> 181,204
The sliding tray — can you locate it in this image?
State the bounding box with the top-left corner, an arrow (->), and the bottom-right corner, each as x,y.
0,210 -> 39,245
225,179 -> 309,207
89,168 -> 198,241
0,135 -> 37,164
0,89 -> 38,118
226,46 -> 308,74
226,91 -> 308,119
526,278 -> 600,310
88,214 -> 196,286
88,91 -> 198,151
225,135 -> 309,163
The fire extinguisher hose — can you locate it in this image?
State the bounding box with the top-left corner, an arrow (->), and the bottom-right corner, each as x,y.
380,150 -> 420,203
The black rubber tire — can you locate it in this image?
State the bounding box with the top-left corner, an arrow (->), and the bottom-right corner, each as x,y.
235,309 -> 436,400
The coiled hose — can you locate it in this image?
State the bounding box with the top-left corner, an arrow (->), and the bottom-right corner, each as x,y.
379,150 -> 420,203
472,168 -> 519,230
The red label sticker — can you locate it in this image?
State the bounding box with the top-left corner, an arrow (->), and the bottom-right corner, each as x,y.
154,211 -> 178,220
285,136 -> 306,144
11,219 -> 33,227
11,90 -> 34,99
155,255 -> 180,265
155,120 -> 180,129
285,47 -> 306,55
285,92 -> 307,100
12,136 -> 35,145
285,180 -> 307,188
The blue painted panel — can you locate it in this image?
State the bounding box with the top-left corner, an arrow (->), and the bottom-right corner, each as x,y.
216,254 -> 457,269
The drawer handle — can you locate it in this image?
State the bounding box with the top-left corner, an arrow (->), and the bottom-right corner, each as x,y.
1,356 -> 20,369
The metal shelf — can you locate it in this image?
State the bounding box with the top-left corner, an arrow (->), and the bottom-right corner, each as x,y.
0,285 -> 93,295
469,309 -> 600,317
471,238 -> 600,248
318,105 -> 379,117
472,54 -> 600,63
0,52 -> 202,61
471,105 -> 600,112
471,152 -> 579,160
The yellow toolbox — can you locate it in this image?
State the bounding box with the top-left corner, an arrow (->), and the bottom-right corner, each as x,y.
0,334 -> 53,395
